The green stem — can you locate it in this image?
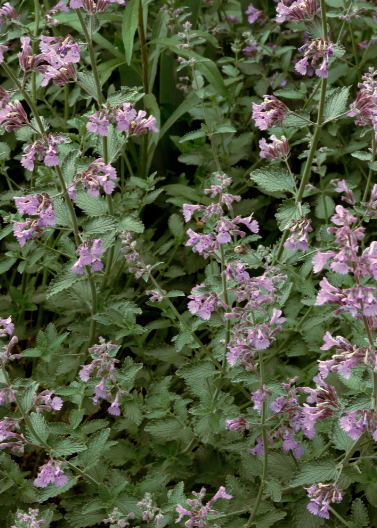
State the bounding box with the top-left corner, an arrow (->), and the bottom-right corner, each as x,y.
362,134 -> 376,202
246,351 -> 268,527
328,507 -> 348,526
32,0 -> 40,104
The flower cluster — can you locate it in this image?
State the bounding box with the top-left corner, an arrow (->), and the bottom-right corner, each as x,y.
295,38 -> 336,78
276,0 -> 318,23
245,3 -> 266,25
188,285 -> 228,320
340,409 -> 377,440
45,0 -> 70,27
11,509 -> 45,528
21,133 -> 65,171
68,158 -> 117,200
0,316 -> 14,337
348,67 -> 377,135
40,34 -> 80,87
305,483 -> 342,519
86,103 -> 159,137
0,2 -> 18,30
79,337 -> 127,415
71,238 -> 105,274
259,135 -> 290,161
284,217 -> 313,251
176,487 -> 232,527
252,95 -> 289,130
13,193 -> 56,247
300,378 -> 341,438
103,509 -> 135,528
34,459 -> 68,488
0,101 -> 30,132
137,493 -> 164,525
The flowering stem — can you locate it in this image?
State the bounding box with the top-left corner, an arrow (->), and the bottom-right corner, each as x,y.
362,134 -> 376,202
1,62 -> 45,134
328,507 -> 348,526
340,431 -> 367,468
246,351 -> 268,527
0,359 -> 100,486
32,0 -> 40,104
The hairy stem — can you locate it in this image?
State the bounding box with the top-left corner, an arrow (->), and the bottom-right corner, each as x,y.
246,351 -> 268,527
362,134 -> 376,202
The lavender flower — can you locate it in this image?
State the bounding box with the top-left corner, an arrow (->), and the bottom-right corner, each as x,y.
259,135 -> 290,160
226,417 -> 249,432
21,134 -> 65,171
305,483 -> 342,519
276,0 -> 318,23
13,193 -> 56,246
12,509 -> 45,528
0,101 -> 29,132
295,38 -> 336,78
71,238 -> 105,274
0,316 -> 14,337
0,2 -> 18,30
86,103 -> 159,137
252,95 -> 289,130
284,217 -> 313,251
45,1 -> 70,27
245,3 -> 266,25
175,486 -> 232,527
137,493 -> 164,525
34,459 -> 68,488
103,509 -> 135,528
68,158 -> 117,199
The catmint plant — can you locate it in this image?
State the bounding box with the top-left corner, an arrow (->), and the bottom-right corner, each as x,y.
0,0 -> 376,526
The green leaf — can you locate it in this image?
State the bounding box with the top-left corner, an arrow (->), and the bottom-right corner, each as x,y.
27,413 -> 49,444
64,511 -> 105,528
274,89 -> 304,99
0,257 -> 16,274
75,191 -> 109,217
289,455 -> 338,486
46,268 -> 84,300
83,215 -> 118,235
61,149 -> 80,183
282,111 -> 311,128
144,93 -> 160,146
77,71 -> 99,101
53,438 -> 87,457
352,150 -> 372,161
117,215 -> 144,233
74,428 -> 111,469
250,167 -> 295,193
104,439 -> 136,466
315,195 -> 335,219
69,408 -> 86,429
330,421 -> 355,451
122,0 -> 140,65
265,480 -> 282,502
179,129 -> 207,143
323,86 -> 350,121
275,199 -> 310,230
99,483 -> 112,504
214,124 -> 236,134
168,214 -> 184,238
255,510 -> 287,528
366,481 -> 377,506
0,142 -> 11,161
352,498 -> 369,526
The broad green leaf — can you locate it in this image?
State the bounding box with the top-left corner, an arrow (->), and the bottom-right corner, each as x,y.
76,191 -> 109,217
168,214 -> 184,238
77,71 -> 99,101
46,268 -> 84,300
0,142 -> 11,161
289,455 -> 338,486
250,168 -> 295,193
323,86 -> 350,121
275,199 -> 310,230
27,413 -> 49,444
265,480 -> 282,502
352,498 -> 369,526
117,215 -> 144,233
179,129 -> 207,143
315,195 -> 335,219
122,0 -> 140,65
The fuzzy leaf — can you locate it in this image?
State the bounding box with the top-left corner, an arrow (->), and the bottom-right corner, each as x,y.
250,168 -> 295,193
289,456 -> 338,486
323,86 -> 350,121
75,191 -> 109,216
352,498 -> 369,526
275,199 -> 310,230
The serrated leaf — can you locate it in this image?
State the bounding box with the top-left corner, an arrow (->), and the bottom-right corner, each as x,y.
75,191 -> 109,216
53,438 -> 87,457
27,413 -> 49,444
366,481 -> 377,506
99,483 -> 112,504
351,150 -> 372,161
282,111 -> 311,128
352,498 -> 369,526
46,268 -> 84,299
250,167 -> 295,193
255,510 -> 286,528
168,213 -> 184,238
117,215 -> 145,233
323,86 -> 350,121
265,480 -> 282,502
0,142 -> 10,161
274,89 -> 303,99
293,498 -> 325,528
179,129 -> 206,143
77,71 -> 99,101
61,149 -> 80,183
64,511 -> 105,528
315,195 -> 335,219
74,428 -> 111,469
83,215 -> 118,235
289,455 -> 338,486
275,199 -> 310,230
